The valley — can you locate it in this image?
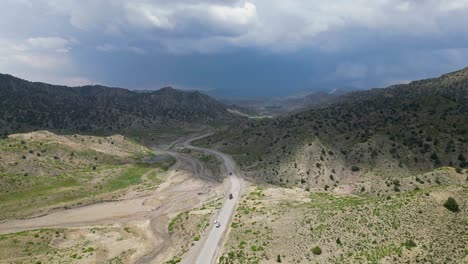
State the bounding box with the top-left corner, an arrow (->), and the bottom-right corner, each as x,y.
0,68 -> 466,264
2,2 -> 468,263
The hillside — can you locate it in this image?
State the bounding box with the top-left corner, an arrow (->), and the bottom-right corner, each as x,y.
218,186 -> 466,263
197,68 -> 468,193
0,74 -> 240,136
0,130 -> 173,220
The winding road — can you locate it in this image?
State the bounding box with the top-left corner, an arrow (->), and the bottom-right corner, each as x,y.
181,137 -> 242,264
0,134 -> 242,264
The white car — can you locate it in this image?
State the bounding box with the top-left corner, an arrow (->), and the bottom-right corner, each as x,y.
215,222 -> 221,228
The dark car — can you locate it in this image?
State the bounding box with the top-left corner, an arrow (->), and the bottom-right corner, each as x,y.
229,193 -> 233,199
229,172 -> 232,175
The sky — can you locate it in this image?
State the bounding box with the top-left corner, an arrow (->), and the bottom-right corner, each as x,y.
1,0 -> 468,98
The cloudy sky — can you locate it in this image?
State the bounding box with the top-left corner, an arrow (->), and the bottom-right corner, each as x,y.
1,0 -> 468,98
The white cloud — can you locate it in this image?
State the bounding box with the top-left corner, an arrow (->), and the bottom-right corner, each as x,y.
124,2 -> 175,30
8,0 -> 465,53
27,37 -> 72,52
96,44 -> 146,54
0,37 -> 87,86
205,2 -> 258,30
13,54 -> 69,70
2,0 -> 468,53
440,0 -> 468,11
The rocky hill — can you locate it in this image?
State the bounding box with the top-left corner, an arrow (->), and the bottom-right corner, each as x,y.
0,74 -> 240,136
198,68 -> 468,193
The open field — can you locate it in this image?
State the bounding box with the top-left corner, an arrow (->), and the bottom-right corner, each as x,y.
220,183 -> 467,264
0,224 -> 152,264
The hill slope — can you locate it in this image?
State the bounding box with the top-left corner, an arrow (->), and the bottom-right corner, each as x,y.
0,130 -> 173,219
0,74 -> 239,135
198,68 -> 468,192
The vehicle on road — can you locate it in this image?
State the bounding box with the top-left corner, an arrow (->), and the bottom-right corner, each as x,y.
229,193 -> 233,199
229,172 -> 232,175
215,222 -> 221,228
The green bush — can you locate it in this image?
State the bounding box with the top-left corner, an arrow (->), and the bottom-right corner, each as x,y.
311,246 -> 322,255
276,254 -> 282,262
443,197 -> 460,212
405,240 -> 417,249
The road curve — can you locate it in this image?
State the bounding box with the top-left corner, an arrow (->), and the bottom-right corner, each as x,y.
182,137 -> 242,264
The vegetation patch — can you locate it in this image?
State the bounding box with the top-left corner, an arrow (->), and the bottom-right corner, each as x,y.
0,132 -> 168,220
219,185 -> 467,263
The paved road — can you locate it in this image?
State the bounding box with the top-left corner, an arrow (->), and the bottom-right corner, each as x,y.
182,137 -> 242,264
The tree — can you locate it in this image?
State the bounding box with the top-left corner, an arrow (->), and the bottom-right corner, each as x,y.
443,197 -> 460,212
276,254 -> 282,263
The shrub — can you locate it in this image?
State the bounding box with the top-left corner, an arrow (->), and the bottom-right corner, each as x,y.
351,166 -> 360,172
277,255 -> 282,263
405,240 -> 417,249
443,197 -> 460,212
336,238 -> 341,245
311,246 -> 322,255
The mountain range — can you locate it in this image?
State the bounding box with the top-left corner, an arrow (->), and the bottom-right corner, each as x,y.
0,74 -> 240,136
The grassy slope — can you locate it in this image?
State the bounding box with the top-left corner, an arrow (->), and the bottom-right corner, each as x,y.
0,225 -> 144,263
0,131 -> 173,220
221,185 -> 467,264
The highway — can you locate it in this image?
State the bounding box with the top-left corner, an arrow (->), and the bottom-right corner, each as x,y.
182,137 -> 242,264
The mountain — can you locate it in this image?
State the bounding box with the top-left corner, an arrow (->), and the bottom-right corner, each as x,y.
197,68 -> 468,192
0,74 -> 240,136
222,88 -> 357,116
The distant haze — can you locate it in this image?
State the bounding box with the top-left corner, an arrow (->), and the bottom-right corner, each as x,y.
1,1 -> 468,98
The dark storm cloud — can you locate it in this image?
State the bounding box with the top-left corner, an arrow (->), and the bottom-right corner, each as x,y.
1,0 -> 468,97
